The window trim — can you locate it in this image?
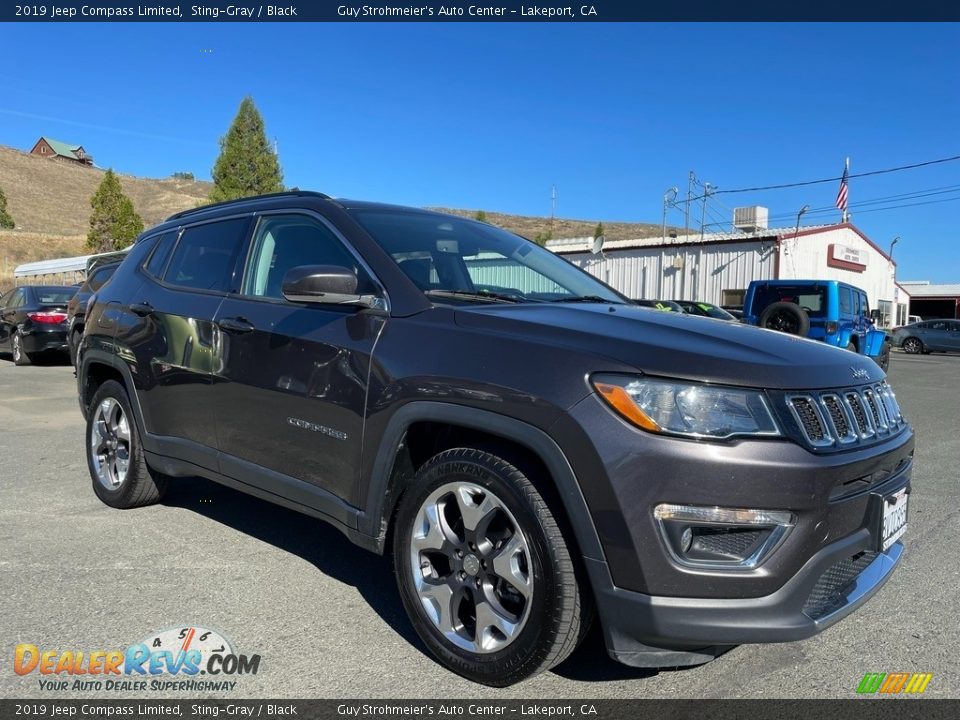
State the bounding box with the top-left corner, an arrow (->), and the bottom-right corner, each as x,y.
234,208 -> 390,312
141,229 -> 182,281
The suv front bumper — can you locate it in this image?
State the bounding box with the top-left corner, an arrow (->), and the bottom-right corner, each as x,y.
587,532 -> 903,667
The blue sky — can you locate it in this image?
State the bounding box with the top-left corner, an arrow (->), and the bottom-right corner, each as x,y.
1,22 -> 958,282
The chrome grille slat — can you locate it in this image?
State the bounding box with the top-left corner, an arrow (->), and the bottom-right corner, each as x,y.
787,382 -> 904,450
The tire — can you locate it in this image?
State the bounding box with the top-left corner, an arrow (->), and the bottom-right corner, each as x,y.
902,337 -> 923,354
87,379 -> 170,509
12,330 -> 32,366
69,328 -> 82,368
875,341 -> 891,372
758,302 -> 810,336
393,447 -> 589,686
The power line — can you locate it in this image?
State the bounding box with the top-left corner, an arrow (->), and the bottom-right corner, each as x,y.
712,154 -> 960,195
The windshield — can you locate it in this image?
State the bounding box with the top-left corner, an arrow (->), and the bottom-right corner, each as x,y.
349,210 -> 625,304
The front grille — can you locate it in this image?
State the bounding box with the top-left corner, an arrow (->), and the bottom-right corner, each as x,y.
803,551 -> 878,619
786,382 -> 904,450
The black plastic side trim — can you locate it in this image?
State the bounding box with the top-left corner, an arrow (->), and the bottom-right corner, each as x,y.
359,402 -> 605,561
143,451 -> 374,551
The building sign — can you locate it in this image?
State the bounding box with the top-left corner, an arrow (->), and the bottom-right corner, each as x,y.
827,243 -> 867,272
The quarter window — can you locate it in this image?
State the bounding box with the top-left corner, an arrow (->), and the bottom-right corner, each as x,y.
243,215 -> 369,300
144,231 -> 178,279
839,287 -> 853,314
163,219 -> 249,293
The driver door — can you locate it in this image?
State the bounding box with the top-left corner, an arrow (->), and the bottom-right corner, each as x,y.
212,212 -> 386,508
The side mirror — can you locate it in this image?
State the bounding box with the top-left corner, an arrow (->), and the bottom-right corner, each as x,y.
281,265 -> 380,309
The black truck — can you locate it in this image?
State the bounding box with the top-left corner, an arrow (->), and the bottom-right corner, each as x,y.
77,191 -> 913,686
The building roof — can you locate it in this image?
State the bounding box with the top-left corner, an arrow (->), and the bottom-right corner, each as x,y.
546,223 -> 837,254
14,254 -> 92,277
898,282 -> 960,297
40,137 -> 85,160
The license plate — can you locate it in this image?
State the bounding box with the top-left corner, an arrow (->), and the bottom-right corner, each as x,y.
880,489 -> 909,551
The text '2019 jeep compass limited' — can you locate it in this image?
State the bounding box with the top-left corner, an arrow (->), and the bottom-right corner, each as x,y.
77,191 -> 913,686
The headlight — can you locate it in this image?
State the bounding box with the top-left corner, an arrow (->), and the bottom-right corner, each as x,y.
591,375 -> 780,440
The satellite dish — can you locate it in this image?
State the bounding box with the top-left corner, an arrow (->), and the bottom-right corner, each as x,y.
591,235 -> 605,255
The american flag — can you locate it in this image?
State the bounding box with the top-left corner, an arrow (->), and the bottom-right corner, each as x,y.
835,164 -> 849,212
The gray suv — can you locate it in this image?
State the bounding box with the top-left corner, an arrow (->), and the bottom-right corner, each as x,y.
77,191 -> 913,686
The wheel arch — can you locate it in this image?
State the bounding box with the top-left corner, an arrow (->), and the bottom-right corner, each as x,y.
360,402 -> 605,565
78,351 -> 146,435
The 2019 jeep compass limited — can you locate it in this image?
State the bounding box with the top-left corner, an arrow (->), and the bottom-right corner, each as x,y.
77,191 -> 913,686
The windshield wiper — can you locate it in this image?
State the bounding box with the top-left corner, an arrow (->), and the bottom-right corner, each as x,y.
424,289 -> 533,304
549,295 -> 625,305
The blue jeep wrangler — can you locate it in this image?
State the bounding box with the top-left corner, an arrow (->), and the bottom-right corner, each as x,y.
742,279 -> 891,371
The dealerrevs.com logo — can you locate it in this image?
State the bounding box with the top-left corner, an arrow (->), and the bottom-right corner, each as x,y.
13,626 -> 261,692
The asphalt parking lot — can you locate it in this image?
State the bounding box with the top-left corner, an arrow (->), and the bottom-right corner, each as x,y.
1,351 -> 958,699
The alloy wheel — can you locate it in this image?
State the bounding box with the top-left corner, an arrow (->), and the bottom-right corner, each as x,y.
903,338 -> 921,354
90,397 -> 132,490
409,482 -> 533,654
12,333 -> 21,362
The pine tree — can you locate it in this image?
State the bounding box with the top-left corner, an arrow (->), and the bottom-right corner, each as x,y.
0,186 -> 14,230
474,210 -> 488,223
594,222 -> 605,239
209,97 -> 283,203
87,169 -> 144,252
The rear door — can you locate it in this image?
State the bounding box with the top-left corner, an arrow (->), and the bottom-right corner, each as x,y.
949,321 -> 960,351
922,320 -> 950,351
212,211 -> 387,507
118,218 -> 251,470
0,288 -> 25,347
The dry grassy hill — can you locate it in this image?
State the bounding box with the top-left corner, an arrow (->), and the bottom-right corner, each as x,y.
432,207 -> 668,243
0,142 -> 671,291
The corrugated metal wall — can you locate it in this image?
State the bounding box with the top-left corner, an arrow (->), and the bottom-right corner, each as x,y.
558,241 -> 776,303
465,257 -> 568,294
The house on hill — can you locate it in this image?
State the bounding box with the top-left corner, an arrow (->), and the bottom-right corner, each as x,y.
29,136 -> 94,166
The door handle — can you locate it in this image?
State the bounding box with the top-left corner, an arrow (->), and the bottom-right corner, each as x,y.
130,301 -> 154,317
218,317 -> 255,334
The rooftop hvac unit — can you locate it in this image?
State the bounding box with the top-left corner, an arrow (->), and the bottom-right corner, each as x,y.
733,206 -> 769,232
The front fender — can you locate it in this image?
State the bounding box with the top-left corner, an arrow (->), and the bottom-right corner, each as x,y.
865,329 -> 888,357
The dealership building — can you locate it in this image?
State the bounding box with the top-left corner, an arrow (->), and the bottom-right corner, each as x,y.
547,208 -> 911,328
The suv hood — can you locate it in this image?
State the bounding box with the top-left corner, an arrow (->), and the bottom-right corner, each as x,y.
454,303 -> 885,390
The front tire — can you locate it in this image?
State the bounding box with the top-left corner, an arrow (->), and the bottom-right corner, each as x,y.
69,328 -> 82,367
87,380 -> 170,509
393,448 -> 589,686
902,337 -> 923,354
12,331 -> 31,366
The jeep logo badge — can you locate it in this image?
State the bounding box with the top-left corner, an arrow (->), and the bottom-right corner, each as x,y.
851,366 -> 869,380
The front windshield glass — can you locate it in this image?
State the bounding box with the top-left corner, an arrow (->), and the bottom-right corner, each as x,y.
349,210 -> 625,304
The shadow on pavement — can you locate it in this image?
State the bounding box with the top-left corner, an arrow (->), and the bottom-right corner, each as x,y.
164,474 -> 667,684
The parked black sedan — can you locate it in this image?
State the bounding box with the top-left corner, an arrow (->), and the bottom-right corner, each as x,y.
67,261 -> 120,366
0,285 -> 76,365
674,300 -> 738,321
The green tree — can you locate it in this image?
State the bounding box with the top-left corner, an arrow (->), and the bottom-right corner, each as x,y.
87,169 -> 144,252
474,210 -> 488,223
593,221 -> 605,239
209,97 -> 283,203
0,186 -> 14,230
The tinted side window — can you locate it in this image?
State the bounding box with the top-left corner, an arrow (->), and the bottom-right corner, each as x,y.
144,231 -> 178,279
89,265 -> 117,292
243,214 -> 372,300
839,287 -> 853,314
163,219 -> 249,292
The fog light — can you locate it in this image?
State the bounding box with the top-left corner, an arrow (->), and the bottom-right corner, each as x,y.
654,503 -> 795,570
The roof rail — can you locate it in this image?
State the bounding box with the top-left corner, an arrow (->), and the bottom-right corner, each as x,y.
166,189 -> 331,222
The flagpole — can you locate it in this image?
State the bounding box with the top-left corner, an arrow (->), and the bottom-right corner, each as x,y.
842,157 -> 850,223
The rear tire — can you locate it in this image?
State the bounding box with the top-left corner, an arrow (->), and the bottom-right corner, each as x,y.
69,328 -> 82,367
87,380 -> 170,509
875,341 -> 890,372
393,447 -> 589,686
12,331 -> 31,366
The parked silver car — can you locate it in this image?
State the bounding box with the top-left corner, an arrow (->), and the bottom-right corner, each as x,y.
893,319 -> 960,354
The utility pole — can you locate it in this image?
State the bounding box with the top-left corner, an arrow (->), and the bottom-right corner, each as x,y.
684,170 -> 695,239
699,182 -> 715,241
550,184 -> 556,236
